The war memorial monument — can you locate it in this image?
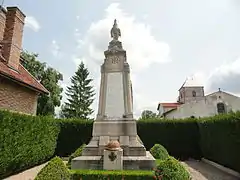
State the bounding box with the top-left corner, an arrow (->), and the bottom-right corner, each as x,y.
71,19 -> 155,170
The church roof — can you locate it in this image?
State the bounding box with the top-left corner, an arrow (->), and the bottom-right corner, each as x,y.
179,77 -> 204,91
157,102 -> 180,110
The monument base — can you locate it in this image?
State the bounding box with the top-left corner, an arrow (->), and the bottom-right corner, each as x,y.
82,119 -> 147,157
71,119 -> 156,170
71,151 -> 155,170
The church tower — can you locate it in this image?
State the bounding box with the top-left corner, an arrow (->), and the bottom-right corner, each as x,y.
178,77 -> 205,104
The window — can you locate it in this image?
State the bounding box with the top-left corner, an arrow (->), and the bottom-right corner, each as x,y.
217,103 -> 226,114
192,90 -> 196,97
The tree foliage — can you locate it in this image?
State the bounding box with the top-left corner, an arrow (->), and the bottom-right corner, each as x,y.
61,61 -> 95,119
140,110 -> 157,119
21,51 -> 63,116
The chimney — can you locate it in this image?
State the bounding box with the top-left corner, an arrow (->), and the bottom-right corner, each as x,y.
2,7 -> 25,70
0,6 -> 6,41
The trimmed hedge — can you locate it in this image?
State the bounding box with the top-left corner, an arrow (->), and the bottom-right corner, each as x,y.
199,112 -> 240,172
150,144 -> 169,160
70,170 -> 154,180
0,110 -> 59,179
137,118 -> 202,160
54,118 -> 93,157
155,157 -> 190,180
2,109 -> 240,176
35,156 -> 70,180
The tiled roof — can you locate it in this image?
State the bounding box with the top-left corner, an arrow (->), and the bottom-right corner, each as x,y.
0,60 -> 49,94
160,102 -> 180,107
157,102 -> 180,110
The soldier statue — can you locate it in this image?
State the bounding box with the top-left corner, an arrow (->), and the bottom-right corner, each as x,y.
110,19 -> 121,41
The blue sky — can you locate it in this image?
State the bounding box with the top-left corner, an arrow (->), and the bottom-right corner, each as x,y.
5,0 -> 240,117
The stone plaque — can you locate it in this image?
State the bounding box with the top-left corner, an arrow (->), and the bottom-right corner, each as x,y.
105,72 -> 124,119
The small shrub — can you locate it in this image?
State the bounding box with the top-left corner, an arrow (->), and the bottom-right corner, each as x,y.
150,144 -> 169,160
35,157 -> 70,180
155,156 -> 190,180
70,169 -> 154,180
67,144 -> 86,168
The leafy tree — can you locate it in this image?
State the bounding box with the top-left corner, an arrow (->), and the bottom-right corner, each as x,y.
61,61 -> 95,119
140,110 -> 157,119
21,51 -> 63,116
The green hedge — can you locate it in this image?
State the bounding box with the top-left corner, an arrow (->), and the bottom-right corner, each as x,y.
199,112 -> 240,172
137,118 -> 202,160
70,170 -> 154,180
150,144 -> 169,160
0,110 -> 59,179
54,118 -> 93,157
35,156 -> 70,180
155,156 -> 190,180
54,118 -> 202,160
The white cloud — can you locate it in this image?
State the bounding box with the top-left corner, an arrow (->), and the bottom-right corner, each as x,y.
25,16 -> 40,32
71,3 -> 170,118
51,40 -> 61,58
206,58 -> 240,94
75,3 -> 170,73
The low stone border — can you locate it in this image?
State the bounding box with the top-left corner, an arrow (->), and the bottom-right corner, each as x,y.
202,158 -> 240,179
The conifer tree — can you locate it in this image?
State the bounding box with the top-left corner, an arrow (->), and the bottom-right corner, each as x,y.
61,61 -> 95,119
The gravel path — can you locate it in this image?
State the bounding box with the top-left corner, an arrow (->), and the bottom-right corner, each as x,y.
182,160 -> 239,180
3,163 -> 47,180
3,160 -> 239,180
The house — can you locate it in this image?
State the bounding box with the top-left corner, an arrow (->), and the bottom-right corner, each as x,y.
0,6 -> 49,115
157,77 -> 240,119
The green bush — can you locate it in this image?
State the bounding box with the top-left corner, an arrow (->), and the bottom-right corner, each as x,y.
35,156 -> 70,180
54,118 -> 93,157
0,110 -> 59,179
150,144 -> 169,160
70,170 -> 154,180
67,144 -> 86,168
137,118 -> 202,160
199,112 -> 240,172
155,156 -> 190,180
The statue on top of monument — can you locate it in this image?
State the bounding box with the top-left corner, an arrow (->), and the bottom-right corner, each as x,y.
111,19 -> 121,41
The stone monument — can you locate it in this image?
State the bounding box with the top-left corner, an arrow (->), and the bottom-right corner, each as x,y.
71,19 -> 155,170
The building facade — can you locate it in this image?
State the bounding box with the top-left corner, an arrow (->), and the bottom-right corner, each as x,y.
157,77 -> 240,119
0,6 -> 48,115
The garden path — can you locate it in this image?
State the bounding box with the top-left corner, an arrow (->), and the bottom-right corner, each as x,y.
182,159 -> 239,180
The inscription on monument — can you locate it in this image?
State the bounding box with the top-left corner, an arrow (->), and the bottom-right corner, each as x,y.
108,56 -> 120,64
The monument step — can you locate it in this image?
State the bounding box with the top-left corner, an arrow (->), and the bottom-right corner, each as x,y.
71,151 -> 155,170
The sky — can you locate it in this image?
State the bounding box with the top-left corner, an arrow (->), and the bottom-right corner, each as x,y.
5,0 -> 240,117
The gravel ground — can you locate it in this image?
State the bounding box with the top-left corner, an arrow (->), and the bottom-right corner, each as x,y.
182,160 -> 239,180
4,160 -> 239,180
3,163 -> 47,180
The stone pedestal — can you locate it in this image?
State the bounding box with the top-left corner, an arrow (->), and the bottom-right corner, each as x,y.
71,19 -> 155,171
103,148 -> 123,170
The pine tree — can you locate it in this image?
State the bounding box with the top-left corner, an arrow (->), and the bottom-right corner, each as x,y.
61,61 -> 95,119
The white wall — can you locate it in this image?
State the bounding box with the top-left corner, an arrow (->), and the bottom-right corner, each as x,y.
165,91 -> 240,119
